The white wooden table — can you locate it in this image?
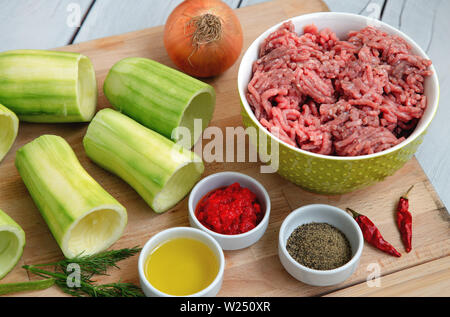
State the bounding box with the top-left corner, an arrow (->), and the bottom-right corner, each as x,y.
1,0 -> 449,209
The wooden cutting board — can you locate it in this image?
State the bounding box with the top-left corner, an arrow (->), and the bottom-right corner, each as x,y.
1,0 -> 449,297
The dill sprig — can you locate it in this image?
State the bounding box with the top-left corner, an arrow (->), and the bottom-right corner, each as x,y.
55,280 -> 144,297
22,247 -> 144,297
30,247 -> 141,280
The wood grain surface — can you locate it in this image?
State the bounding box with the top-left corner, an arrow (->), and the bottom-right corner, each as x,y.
326,256 -> 450,297
73,0 -> 242,43
0,0 -> 448,297
0,0 -> 94,51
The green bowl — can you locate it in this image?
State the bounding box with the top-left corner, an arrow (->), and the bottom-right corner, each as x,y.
238,13 -> 440,195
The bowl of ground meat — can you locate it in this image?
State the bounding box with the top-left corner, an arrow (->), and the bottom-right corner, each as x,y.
238,12 -> 439,194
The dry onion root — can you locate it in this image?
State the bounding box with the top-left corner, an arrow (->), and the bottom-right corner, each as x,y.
164,0 -> 243,78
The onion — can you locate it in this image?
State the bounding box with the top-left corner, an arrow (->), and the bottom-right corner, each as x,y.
164,0 -> 244,78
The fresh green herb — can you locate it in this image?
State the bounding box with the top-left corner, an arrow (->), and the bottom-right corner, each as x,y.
21,247 -> 144,297
0,278 -> 55,296
29,246 -> 141,280
23,266 -> 143,297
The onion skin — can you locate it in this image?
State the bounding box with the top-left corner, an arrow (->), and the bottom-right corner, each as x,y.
164,0 -> 243,78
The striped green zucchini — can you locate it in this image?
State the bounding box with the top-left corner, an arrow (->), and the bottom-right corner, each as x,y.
0,104 -> 19,162
0,209 -> 25,280
15,135 -> 127,259
0,279 -> 55,295
103,57 -> 215,149
0,50 -> 97,123
83,108 -> 204,213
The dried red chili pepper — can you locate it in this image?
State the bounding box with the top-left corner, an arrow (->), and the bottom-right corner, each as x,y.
397,185 -> 414,253
347,208 -> 401,257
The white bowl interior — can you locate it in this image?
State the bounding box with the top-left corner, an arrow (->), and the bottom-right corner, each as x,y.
189,172 -> 270,238
238,12 -> 439,161
279,204 -> 363,270
138,227 -> 225,296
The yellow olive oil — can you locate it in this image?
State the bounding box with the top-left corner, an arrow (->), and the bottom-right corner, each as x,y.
144,238 -> 219,296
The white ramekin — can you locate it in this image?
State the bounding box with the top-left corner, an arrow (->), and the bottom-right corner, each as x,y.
138,227 -> 225,297
188,172 -> 271,250
279,204 -> 364,286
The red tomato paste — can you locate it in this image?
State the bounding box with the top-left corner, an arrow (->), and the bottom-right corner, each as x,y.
195,183 -> 264,235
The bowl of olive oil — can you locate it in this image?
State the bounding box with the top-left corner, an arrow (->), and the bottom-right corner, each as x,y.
138,227 -> 225,297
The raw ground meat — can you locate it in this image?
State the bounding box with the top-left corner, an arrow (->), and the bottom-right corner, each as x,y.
246,22 -> 433,156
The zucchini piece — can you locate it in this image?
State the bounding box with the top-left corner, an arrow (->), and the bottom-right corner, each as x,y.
0,209 -> 25,280
0,279 -> 55,296
0,50 -> 97,123
83,108 -> 204,213
0,104 -> 19,162
15,135 -> 127,259
103,57 -> 215,148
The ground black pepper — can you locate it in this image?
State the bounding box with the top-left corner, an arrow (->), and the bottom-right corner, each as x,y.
286,223 -> 352,271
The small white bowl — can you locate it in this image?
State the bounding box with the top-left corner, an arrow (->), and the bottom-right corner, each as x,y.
279,204 -> 364,287
188,172 -> 271,250
138,227 -> 225,297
